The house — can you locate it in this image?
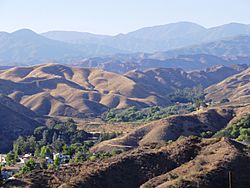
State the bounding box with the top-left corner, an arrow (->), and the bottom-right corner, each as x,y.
22,153 -> 32,163
23,153 -> 32,159
0,154 -> 6,164
53,153 -> 70,164
18,153 -> 33,164
19,157 -> 25,164
45,157 -> 53,165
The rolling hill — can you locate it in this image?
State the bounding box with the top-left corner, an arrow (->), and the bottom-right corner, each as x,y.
90,65 -> 250,153
72,53 -> 250,74
8,137 -> 250,188
91,108 -> 234,152
205,67 -> 250,103
0,64 -> 245,117
0,95 -> 41,152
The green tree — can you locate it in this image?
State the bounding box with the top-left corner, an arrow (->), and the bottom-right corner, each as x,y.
111,148 -> 122,156
6,151 -> 17,165
13,136 -> 37,155
88,155 -> 96,161
54,156 -> 60,168
213,116 -> 250,142
42,130 -> 49,144
52,139 -> 64,152
62,144 -> 71,155
47,164 -> 54,170
34,147 -> 41,158
52,132 -> 58,143
201,131 -> 214,138
71,151 -> 86,163
40,146 -> 52,158
34,126 -> 47,140
19,159 -> 36,174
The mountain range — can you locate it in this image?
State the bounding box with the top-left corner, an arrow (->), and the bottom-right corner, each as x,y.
2,22 -> 250,65
1,21 -> 250,188
73,54 -> 250,73
156,35 -> 250,58
43,22 -> 250,53
0,29 -> 123,65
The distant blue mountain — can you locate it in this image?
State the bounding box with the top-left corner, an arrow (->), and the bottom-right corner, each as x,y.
42,22 -> 250,52
153,35 -> 250,58
1,22 -> 250,65
0,29 -> 124,65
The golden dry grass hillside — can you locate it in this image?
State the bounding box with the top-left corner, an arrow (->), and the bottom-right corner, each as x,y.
0,64 -> 245,118
7,137 -> 250,188
205,67 -> 250,103
0,64 -> 172,117
90,108 -> 234,152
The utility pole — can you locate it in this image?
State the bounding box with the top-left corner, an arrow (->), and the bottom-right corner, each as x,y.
229,171 -> 232,188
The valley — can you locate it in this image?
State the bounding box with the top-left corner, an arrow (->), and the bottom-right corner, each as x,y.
0,9 -> 250,187
0,61 -> 249,187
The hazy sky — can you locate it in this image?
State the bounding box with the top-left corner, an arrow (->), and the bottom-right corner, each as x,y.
0,0 -> 249,35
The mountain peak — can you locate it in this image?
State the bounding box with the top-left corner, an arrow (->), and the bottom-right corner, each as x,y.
227,22 -> 247,26
12,29 -> 39,37
169,21 -> 205,27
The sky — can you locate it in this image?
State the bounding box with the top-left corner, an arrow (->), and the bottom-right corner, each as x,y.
0,0 -> 250,35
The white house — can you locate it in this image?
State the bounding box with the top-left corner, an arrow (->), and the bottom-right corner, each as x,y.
17,153 -> 33,164
53,153 -> 70,164
0,154 -> 6,164
45,157 -> 53,165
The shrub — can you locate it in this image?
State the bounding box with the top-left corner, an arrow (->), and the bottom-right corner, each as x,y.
220,98 -> 230,103
201,131 -> 214,138
111,148 -> 122,156
88,155 -> 97,161
18,159 -> 36,175
213,115 -> 250,142
6,151 -> 18,165
54,156 -> 60,168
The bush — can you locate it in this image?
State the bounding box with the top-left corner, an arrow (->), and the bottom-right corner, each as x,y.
40,146 -> 52,158
54,156 -> 60,168
6,151 -> 18,165
88,155 -> 97,161
201,131 -> 214,138
111,148 -> 122,156
47,164 -> 54,170
213,115 -> 250,142
220,98 -> 230,103
18,159 -> 36,175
